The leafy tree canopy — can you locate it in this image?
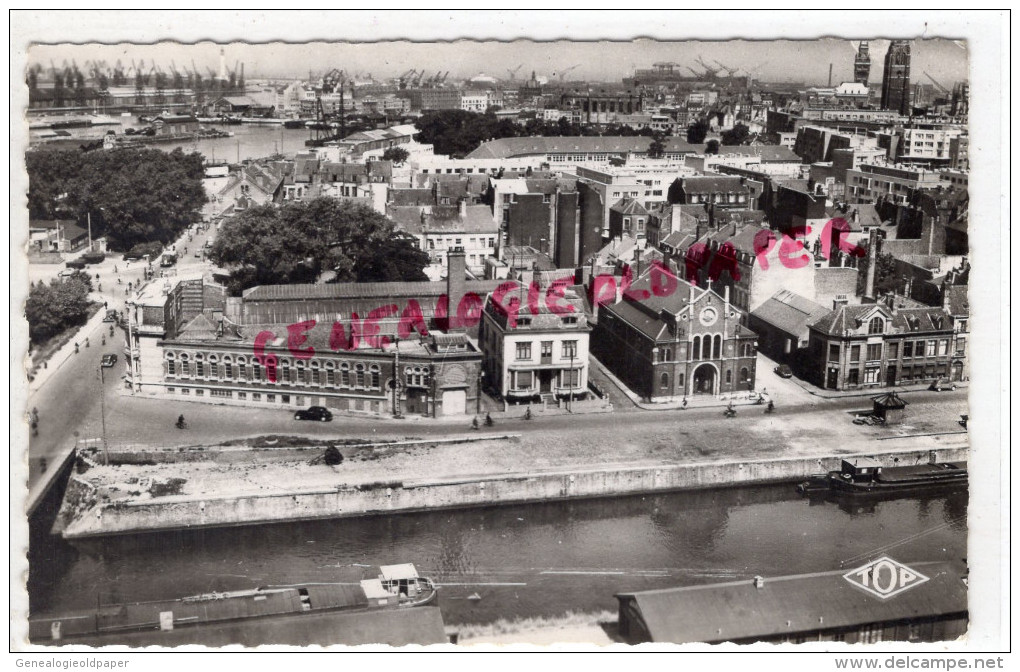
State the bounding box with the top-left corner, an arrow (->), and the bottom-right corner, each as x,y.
381,146 -> 410,164
209,198 -> 430,295
27,147 -> 206,252
25,273 -> 93,345
705,139 -> 721,155
721,123 -> 751,146
686,118 -> 711,144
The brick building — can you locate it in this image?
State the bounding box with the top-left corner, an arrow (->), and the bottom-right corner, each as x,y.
592,279 -> 758,401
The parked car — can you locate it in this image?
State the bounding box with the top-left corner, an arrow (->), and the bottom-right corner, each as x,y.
774,364 -> 794,379
102,310 -> 118,323
295,406 -> 333,422
65,258 -> 87,269
101,353 -> 118,368
929,378 -> 957,392
194,250 -> 202,258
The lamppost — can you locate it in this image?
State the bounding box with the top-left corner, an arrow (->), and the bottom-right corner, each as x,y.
392,338 -> 403,419
97,365 -> 109,465
569,349 -> 575,413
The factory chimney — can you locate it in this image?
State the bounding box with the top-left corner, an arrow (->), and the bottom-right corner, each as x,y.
863,229 -> 879,303
219,48 -> 227,82
446,247 -> 467,332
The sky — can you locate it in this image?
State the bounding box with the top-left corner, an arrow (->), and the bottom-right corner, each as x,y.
27,38 -> 969,88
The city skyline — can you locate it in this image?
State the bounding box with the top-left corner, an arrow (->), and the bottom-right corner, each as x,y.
27,38 -> 968,88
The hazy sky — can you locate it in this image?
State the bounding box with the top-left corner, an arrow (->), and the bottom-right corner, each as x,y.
27,38 -> 968,87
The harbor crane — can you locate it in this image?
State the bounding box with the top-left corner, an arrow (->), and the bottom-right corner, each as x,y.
695,56 -> 721,78
713,60 -> 740,78
923,71 -> 951,96
506,64 -> 523,80
556,64 -> 581,82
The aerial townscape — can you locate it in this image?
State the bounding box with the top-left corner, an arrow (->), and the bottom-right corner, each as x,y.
22,38 -> 974,649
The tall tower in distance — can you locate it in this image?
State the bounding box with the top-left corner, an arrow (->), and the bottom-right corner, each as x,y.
853,41 -> 871,87
880,40 -> 912,116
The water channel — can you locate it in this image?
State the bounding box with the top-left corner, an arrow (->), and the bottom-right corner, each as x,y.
28,483 -> 968,627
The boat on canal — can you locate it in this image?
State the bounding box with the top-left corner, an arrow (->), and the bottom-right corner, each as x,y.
797,458 -> 967,496
29,563 -> 436,644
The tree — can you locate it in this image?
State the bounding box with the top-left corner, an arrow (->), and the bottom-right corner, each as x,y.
706,139 -> 721,155
687,118 -> 711,144
381,146 -> 410,164
209,198 -> 429,295
27,147 -> 206,251
25,274 -> 93,345
647,132 -> 667,159
721,123 -> 751,146
856,251 -> 900,296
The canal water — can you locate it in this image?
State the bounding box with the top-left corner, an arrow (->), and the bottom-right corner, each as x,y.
28,483 -> 968,627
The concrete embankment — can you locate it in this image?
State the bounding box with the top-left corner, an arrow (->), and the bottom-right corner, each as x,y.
60,445 -> 968,540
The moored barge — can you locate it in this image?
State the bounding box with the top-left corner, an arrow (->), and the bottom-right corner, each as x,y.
797,458 -> 967,496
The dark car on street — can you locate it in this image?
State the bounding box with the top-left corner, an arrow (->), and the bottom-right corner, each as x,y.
929,378 -> 957,392
295,406 -> 333,422
774,364 -> 794,379
101,353 -> 118,368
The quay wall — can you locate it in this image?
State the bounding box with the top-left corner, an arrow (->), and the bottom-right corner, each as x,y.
62,446 -> 968,539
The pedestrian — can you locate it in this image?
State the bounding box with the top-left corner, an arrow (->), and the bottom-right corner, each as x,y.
74,342 -> 79,354
85,337 -> 90,348
681,397 -> 688,410
104,301 -> 108,309
114,265 -> 118,273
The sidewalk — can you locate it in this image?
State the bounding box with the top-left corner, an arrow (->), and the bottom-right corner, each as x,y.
27,307 -> 109,397
786,374 -> 970,400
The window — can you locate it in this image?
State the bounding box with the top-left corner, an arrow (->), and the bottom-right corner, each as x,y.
864,368 -> 879,384
543,194 -> 551,204
210,389 -> 232,398
355,364 -> 366,388
224,363 -> 232,379
371,365 -> 381,389
739,367 -> 749,383
868,317 -> 884,334
888,342 -> 899,360
926,340 -> 937,357
866,344 -> 882,361
516,371 -> 533,389
713,335 -> 721,359
195,389 -> 205,397
725,370 -> 732,384
850,345 -> 861,362
238,392 -> 247,400
903,341 -> 913,358
516,342 -> 532,360
327,369 -> 335,386
541,341 -> 553,359
938,339 -> 949,356
167,387 -> 175,394
660,372 -> 670,390
562,341 -> 577,359
196,361 -> 205,377
563,316 -> 578,326
340,365 -> 350,387
693,336 -> 702,361
267,394 -> 275,403
955,337 -> 966,356
848,369 -> 859,385
167,360 -> 175,375
181,388 -> 190,395
281,394 -> 290,404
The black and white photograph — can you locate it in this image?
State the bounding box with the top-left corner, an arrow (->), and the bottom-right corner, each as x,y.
9,10 -> 1009,662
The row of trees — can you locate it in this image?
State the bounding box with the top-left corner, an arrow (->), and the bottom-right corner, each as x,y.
26,272 -> 93,346
208,198 -> 430,296
26,147 -> 207,252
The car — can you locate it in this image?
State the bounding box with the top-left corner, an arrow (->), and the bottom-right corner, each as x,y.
101,353 -> 118,368
774,364 -> 794,379
929,378 -> 957,392
295,406 -> 333,422
65,258 -> 87,269
102,310 -> 118,323
194,250 -> 202,258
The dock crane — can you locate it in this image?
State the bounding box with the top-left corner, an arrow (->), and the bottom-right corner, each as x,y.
695,56 -> 720,78
506,64 -> 523,80
923,71 -> 951,96
713,60 -> 740,78
556,64 -> 581,82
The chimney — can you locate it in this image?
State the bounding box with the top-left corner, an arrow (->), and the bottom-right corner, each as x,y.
459,198 -> 467,219
833,294 -> 849,310
446,247 -> 467,332
863,229 -> 878,302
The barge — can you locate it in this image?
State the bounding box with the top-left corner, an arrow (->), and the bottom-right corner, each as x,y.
29,563 -> 436,644
797,458 -> 967,496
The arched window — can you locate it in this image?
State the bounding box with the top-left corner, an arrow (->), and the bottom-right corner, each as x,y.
166,353 -> 176,376
725,369 -> 732,383
740,367 -> 749,383
702,336 -> 711,361
692,336 -> 701,361
660,372 -> 670,390
869,317 -> 884,334
713,335 -> 722,359
355,363 -> 366,388
370,364 -> 381,389
340,362 -> 350,387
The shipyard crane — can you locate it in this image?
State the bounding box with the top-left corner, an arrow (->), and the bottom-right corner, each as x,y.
713,60 -> 740,78
923,71 -> 951,96
694,56 -> 720,78
555,64 -> 581,82
686,66 -> 704,78
506,64 -> 523,80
